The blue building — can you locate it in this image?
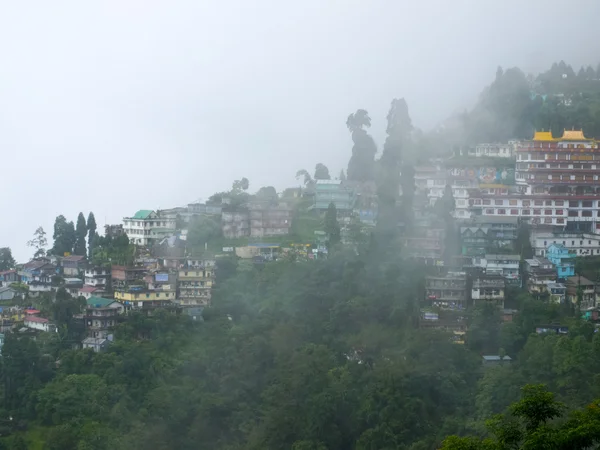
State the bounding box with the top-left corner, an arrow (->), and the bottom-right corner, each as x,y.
546,243 -> 576,278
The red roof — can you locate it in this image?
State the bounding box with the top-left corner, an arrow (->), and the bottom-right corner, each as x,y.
80,285 -> 99,293
25,309 -> 40,315
24,316 -> 49,324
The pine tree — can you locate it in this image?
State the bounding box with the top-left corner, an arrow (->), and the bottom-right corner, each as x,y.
74,212 -> 87,257
87,212 -> 97,257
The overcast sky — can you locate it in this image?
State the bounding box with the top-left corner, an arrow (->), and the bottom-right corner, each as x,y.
1,0 -> 599,262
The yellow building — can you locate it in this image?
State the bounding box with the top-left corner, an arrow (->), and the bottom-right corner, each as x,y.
114,289 -> 176,309
177,269 -> 214,307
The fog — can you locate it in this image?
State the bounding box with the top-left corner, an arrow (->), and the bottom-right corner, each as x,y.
1,0 -> 599,261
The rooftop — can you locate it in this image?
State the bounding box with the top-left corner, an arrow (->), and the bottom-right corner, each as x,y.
482,355 -> 512,361
131,210 -> 154,219
86,296 -> 117,308
63,255 -> 85,262
533,130 -> 555,142
566,276 -> 596,287
485,254 -> 520,261
25,316 -> 49,324
562,129 -> 590,141
80,285 -> 99,294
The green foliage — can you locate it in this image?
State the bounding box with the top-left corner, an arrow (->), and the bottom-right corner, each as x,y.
74,212 -> 87,257
314,163 -> 330,180
27,227 -> 48,259
91,233 -> 134,267
347,109 -> 377,182
51,216 -> 76,257
87,212 -> 97,258
0,247 -> 16,271
186,216 -> 221,254
255,186 -> 278,203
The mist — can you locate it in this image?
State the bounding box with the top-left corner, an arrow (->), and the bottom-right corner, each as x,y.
1,0 -> 599,261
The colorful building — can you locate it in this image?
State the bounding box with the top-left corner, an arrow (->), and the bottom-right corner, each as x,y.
545,243 -> 576,278
470,130 -> 600,232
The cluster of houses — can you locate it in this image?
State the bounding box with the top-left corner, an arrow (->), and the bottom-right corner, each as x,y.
0,252 -> 218,352
413,131 -> 600,343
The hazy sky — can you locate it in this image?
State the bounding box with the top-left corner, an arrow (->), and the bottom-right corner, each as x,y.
1,0 -> 599,261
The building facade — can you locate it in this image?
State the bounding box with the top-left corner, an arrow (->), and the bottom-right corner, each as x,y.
470,130 -> 600,231
122,210 -> 177,246
546,243 -> 576,278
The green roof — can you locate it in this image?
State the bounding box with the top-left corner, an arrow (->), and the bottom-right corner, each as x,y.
87,296 -> 115,308
133,210 -> 153,219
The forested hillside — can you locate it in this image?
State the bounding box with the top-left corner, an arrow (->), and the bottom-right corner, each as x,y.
1,242 -> 599,449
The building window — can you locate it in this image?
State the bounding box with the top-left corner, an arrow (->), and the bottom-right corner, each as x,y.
556,209 -> 563,215
485,209 -> 494,215
582,201 -> 593,208
483,199 -> 491,205
557,218 -> 565,224
582,211 -> 592,217
522,209 -> 530,215
569,201 -> 579,207
568,211 -> 579,217
523,200 -> 531,207
555,200 -> 564,206
533,209 -> 541,215
543,241 -> 547,246
572,241 -> 575,245
545,200 -> 552,206
495,200 -> 503,206
544,218 -> 552,224
534,200 -> 543,206
544,210 -> 552,215
509,199 -> 517,206
497,209 -> 506,215
510,209 -> 518,215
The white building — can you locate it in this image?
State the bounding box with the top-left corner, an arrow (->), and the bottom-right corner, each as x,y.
473,254 -> 520,280
530,230 -> 600,257
84,267 -> 110,287
24,316 -> 56,333
469,142 -> 516,158
122,210 -> 177,246
427,175 -> 473,219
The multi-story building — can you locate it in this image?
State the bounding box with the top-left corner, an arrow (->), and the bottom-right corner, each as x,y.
468,142 -> 517,158
470,130 -> 600,231
62,255 -> 86,276
461,216 -> 518,256
402,226 -> 445,266
313,180 -> 355,215
424,272 -> 468,310
114,286 -> 176,309
566,276 -> 597,309
547,282 -> 567,303
473,254 -> 520,281
122,210 -> 177,246
248,201 -> 293,238
111,265 -> 148,290
84,266 -> 110,291
545,243 -> 576,278
221,210 -> 250,238
530,229 -> 600,257
84,296 -> 123,339
471,275 -> 505,308
524,257 -> 557,294
177,263 -> 214,307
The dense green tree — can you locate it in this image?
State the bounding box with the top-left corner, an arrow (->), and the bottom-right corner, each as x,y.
324,202 -> 340,250
27,226 -> 48,259
0,247 -> 16,271
255,186 -> 278,203
314,163 -> 330,180
51,216 -> 76,256
74,212 -> 87,257
377,98 -> 413,234
232,177 -> 249,192
186,216 -> 221,253
442,384 -> 600,450
346,109 -> 376,182
87,212 -> 97,257
339,169 -> 346,181
296,169 -> 314,186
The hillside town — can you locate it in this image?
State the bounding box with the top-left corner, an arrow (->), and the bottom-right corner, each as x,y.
2,128 -> 600,353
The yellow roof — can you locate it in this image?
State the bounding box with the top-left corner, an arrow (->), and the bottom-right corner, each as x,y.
561,129 -> 589,140
533,131 -> 555,141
